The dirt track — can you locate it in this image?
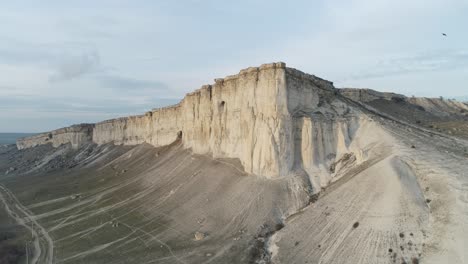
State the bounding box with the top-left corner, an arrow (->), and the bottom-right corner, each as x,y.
0,184 -> 53,264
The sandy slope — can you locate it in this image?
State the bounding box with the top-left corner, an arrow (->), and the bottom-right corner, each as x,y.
270,113 -> 468,263
384,121 -> 468,264
272,156 -> 428,263
0,141 -> 310,263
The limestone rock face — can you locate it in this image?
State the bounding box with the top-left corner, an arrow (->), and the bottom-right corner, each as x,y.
17,124 -> 93,150
16,63 -> 368,180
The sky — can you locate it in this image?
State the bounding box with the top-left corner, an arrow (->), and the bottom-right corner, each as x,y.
1,0 -> 467,132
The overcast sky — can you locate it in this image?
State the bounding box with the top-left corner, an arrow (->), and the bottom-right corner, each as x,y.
1,0 -> 467,132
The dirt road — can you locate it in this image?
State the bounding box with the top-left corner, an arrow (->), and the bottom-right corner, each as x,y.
0,184 -> 54,264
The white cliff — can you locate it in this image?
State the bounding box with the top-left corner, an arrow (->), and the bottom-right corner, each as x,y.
17,63 -> 378,185
16,124 -> 93,150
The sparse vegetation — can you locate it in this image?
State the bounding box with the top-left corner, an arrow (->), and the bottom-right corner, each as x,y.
353,222 -> 359,228
310,193 -> 320,203
275,223 -> 285,231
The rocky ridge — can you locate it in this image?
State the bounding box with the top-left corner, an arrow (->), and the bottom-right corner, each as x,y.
17,63 -> 347,183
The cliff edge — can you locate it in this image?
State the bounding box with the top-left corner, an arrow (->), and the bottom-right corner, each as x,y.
18,62 -> 349,180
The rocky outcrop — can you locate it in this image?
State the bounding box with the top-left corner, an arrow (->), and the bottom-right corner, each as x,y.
339,88 -> 405,102
16,124 -> 93,150
339,87 -> 468,116
407,97 -> 468,117
17,63 -> 376,181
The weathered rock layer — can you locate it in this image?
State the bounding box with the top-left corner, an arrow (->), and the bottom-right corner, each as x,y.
18,63 -> 350,179
16,124 -> 93,150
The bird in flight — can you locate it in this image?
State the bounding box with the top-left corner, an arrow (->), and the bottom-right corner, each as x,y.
442,33 -> 447,37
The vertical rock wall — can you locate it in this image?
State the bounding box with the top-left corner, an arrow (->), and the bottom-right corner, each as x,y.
16,124 -> 93,150
17,62 -> 365,180
181,63 -> 290,177
92,105 -> 182,147
89,62 -> 294,178
296,117 -> 358,188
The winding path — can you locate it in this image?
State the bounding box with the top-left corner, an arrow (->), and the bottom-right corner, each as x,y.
0,184 -> 54,264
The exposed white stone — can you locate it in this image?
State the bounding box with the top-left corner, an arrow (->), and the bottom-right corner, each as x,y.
15,63 -> 369,181
16,124 -> 93,150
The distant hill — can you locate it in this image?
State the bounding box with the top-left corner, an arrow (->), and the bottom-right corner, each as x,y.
0,133 -> 36,144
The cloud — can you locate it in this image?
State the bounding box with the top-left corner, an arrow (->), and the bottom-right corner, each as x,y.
0,46 -> 54,66
2,43 -> 172,96
0,41 -> 105,83
57,18 -> 117,40
0,94 -> 179,116
98,74 -> 169,92
2,44 -> 171,93
0,40 -> 95,65
0,85 -> 33,97
49,51 -> 101,82
339,50 -> 468,82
